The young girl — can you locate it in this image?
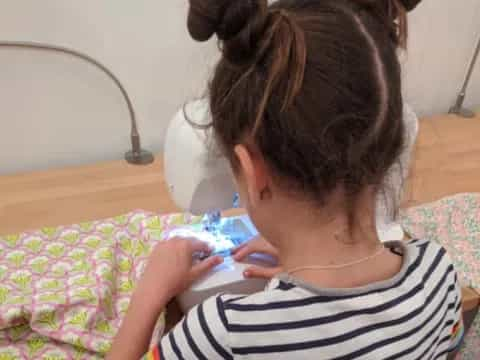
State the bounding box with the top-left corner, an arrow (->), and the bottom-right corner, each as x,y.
108,0 -> 464,358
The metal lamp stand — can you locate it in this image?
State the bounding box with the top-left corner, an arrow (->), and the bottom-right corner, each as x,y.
449,34 -> 480,118
0,41 -> 154,165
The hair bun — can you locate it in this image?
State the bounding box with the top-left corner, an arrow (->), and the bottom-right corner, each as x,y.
400,0 -> 423,11
188,0 -> 266,43
356,0 -> 420,48
187,0 -> 224,42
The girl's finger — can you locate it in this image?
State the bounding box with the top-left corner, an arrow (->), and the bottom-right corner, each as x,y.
232,235 -> 267,254
232,243 -> 257,261
186,237 -> 213,253
243,265 -> 283,280
231,241 -> 249,255
233,240 -> 278,261
189,256 -> 223,281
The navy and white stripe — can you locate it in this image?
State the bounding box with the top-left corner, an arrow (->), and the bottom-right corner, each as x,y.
158,239 -> 463,359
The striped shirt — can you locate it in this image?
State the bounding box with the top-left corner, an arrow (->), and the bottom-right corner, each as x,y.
145,239 -> 464,359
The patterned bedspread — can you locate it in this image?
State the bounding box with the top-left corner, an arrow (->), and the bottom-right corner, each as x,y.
401,193 -> 480,360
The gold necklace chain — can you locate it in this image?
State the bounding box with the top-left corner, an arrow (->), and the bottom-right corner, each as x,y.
286,245 -> 386,275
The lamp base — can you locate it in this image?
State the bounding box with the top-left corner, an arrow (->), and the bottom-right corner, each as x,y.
449,107 -> 476,118
125,149 -> 155,165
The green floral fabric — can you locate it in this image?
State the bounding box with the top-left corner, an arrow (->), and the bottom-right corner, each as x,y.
0,211 -> 199,359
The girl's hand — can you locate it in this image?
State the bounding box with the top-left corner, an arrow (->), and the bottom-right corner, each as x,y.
107,237 -> 223,360
232,236 -> 283,279
135,237 -> 223,314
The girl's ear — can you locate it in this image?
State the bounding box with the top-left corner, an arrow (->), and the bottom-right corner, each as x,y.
234,145 -> 270,207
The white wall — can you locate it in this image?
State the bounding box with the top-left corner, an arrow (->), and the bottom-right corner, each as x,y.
0,0 -> 479,175
402,0 -> 480,115
0,0 -> 217,174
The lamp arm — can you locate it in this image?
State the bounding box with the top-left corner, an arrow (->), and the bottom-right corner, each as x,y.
0,41 -> 154,164
449,34 -> 480,118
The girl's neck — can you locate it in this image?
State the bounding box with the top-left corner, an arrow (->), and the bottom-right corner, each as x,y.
277,214 -> 381,273
262,189 -> 404,289
269,190 -> 382,274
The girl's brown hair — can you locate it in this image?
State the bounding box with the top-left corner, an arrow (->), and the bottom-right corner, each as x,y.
187,0 -> 421,213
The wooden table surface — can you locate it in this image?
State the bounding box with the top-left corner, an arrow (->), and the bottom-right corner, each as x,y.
1,114 -> 479,312
405,114 -> 480,208
0,158 -> 177,235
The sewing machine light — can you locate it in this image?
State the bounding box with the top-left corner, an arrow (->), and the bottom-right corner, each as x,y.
174,214 -> 271,312
168,226 -> 234,256
167,216 -> 256,259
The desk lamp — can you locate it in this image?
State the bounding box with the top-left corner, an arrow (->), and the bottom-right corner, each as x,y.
449,34 -> 480,118
0,41 -> 154,165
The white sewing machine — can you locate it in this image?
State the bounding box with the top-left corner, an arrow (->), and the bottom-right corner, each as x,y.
164,99 -> 418,312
